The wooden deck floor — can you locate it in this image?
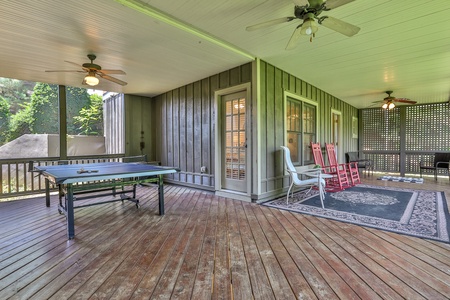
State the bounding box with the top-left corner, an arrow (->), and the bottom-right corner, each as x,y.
1,176 -> 450,299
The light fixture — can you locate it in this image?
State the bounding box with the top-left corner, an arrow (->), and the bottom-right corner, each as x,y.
382,101 -> 396,110
84,72 -> 99,86
300,12 -> 318,36
300,18 -> 318,36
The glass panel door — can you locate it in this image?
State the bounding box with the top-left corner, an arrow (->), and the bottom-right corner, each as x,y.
221,91 -> 246,192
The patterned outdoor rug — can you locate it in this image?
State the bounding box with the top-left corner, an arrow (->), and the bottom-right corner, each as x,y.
262,184 -> 450,243
378,176 -> 424,183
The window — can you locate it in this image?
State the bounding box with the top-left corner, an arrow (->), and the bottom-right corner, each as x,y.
285,95 -> 317,165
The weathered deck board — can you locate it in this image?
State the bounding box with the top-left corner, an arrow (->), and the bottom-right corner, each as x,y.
0,177 -> 450,299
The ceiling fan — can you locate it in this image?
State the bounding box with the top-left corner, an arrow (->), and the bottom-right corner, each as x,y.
246,0 -> 360,50
378,91 -> 417,109
45,54 -> 127,86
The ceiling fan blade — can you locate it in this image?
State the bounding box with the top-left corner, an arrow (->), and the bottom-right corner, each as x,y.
324,0 -> 356,9
319,16 -> 360,37
99,74 -> 128,86
64,60 -> 84,68
246,17 -> 295,31
394,98 -> 416,104
98,69 -> 126,75
285,25 -> 303,50
292,0 -> 309,6
45,70 -> 85,73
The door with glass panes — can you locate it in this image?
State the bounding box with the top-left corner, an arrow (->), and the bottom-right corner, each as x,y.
221,91 -> 247,192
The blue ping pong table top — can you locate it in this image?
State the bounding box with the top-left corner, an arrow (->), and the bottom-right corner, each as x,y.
34,162 -> 178,184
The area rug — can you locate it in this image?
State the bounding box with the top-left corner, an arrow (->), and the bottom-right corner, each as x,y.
262,184 -> 450,243
378,175 -> 423,183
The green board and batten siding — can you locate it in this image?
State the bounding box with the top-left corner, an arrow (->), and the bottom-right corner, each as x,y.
151,63 -> 252,190
258,60 -> 358,197
130,60 -> 357,200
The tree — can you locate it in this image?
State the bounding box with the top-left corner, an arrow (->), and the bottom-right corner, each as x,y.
29,83 -> 91,135
30,83 -> 59,134
0,96 -> 10,144
73,94 -> 104,135
8,102 -> 32,141
0,77 -> 35,113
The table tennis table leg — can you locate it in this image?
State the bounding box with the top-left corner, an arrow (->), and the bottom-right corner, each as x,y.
158,174 -> 164,215
45,178 -> 50,207
66,184 -> 75,239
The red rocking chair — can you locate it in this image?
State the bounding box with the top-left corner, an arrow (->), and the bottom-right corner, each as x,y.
325,143 -> 361,186
311,142 -> 350,191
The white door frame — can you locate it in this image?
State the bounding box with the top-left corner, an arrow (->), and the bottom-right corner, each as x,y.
331,109 -> 343,163
214,83 -> 251,199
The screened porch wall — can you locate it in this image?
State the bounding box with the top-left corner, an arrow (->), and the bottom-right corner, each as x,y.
258,60 -> 359,197
360,102 -> 450,175
151,63 -> 252,190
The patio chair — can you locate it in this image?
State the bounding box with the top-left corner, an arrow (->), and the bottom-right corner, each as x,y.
311,142 -> 350,191
419,152 -> 450,181
345,152 -> 373,177
280,146 -> 326,208
326,143 -> 360,186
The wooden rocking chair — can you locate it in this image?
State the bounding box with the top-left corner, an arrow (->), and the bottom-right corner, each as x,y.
311,142 -> 350,191
326,143 -> 361,186
281,146 -> 326,207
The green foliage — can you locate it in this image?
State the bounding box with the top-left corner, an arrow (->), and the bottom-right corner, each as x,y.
30,83 -> 59,134
0,77 -> 35,113
73,94 -> 104,135
0,96 -> 10,143
66,86 -> 92,134
8,102 -> 32,141
29,83 -> 92,135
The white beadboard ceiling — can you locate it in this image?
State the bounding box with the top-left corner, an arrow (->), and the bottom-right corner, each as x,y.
0,0 -> 449,109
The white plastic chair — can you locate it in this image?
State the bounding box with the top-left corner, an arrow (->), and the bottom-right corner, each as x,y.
281,146 -> 326,208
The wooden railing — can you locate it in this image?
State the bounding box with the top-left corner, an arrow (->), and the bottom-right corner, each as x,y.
0,154 -> 128,199
362,151 -> 447,176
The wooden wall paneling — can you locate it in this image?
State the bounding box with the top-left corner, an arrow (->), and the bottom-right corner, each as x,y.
201,78 -> 211,186
274,67 -> 284,190
193,81 -> 202,185
265,63 -> 276,192
172,89 -> 180,181
153,95 -> 162,164
259,61 -> 268,193
124,95 -> 145,157
229,67 -> 241,87
240,63 -> 252,83
301,81 -> 307,98
179,86 -> 187,183
292,76 -> 302,95
311,86 -> 317,103
166,92 -> 173,169
186,83 -> 194,184
219,71 -> 230,89
290,73 -> 296,92
282,72 -> 290,92
209,74 -> 219,188
142,98 -> 153,161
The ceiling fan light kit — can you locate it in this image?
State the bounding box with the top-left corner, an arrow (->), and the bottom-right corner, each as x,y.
246,0 -> 360,49
84,72 -> 99,86
300,14 -> 318,36
382,102 -> 395,110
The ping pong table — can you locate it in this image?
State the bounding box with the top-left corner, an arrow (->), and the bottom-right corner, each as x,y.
33,162 -> 179,239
